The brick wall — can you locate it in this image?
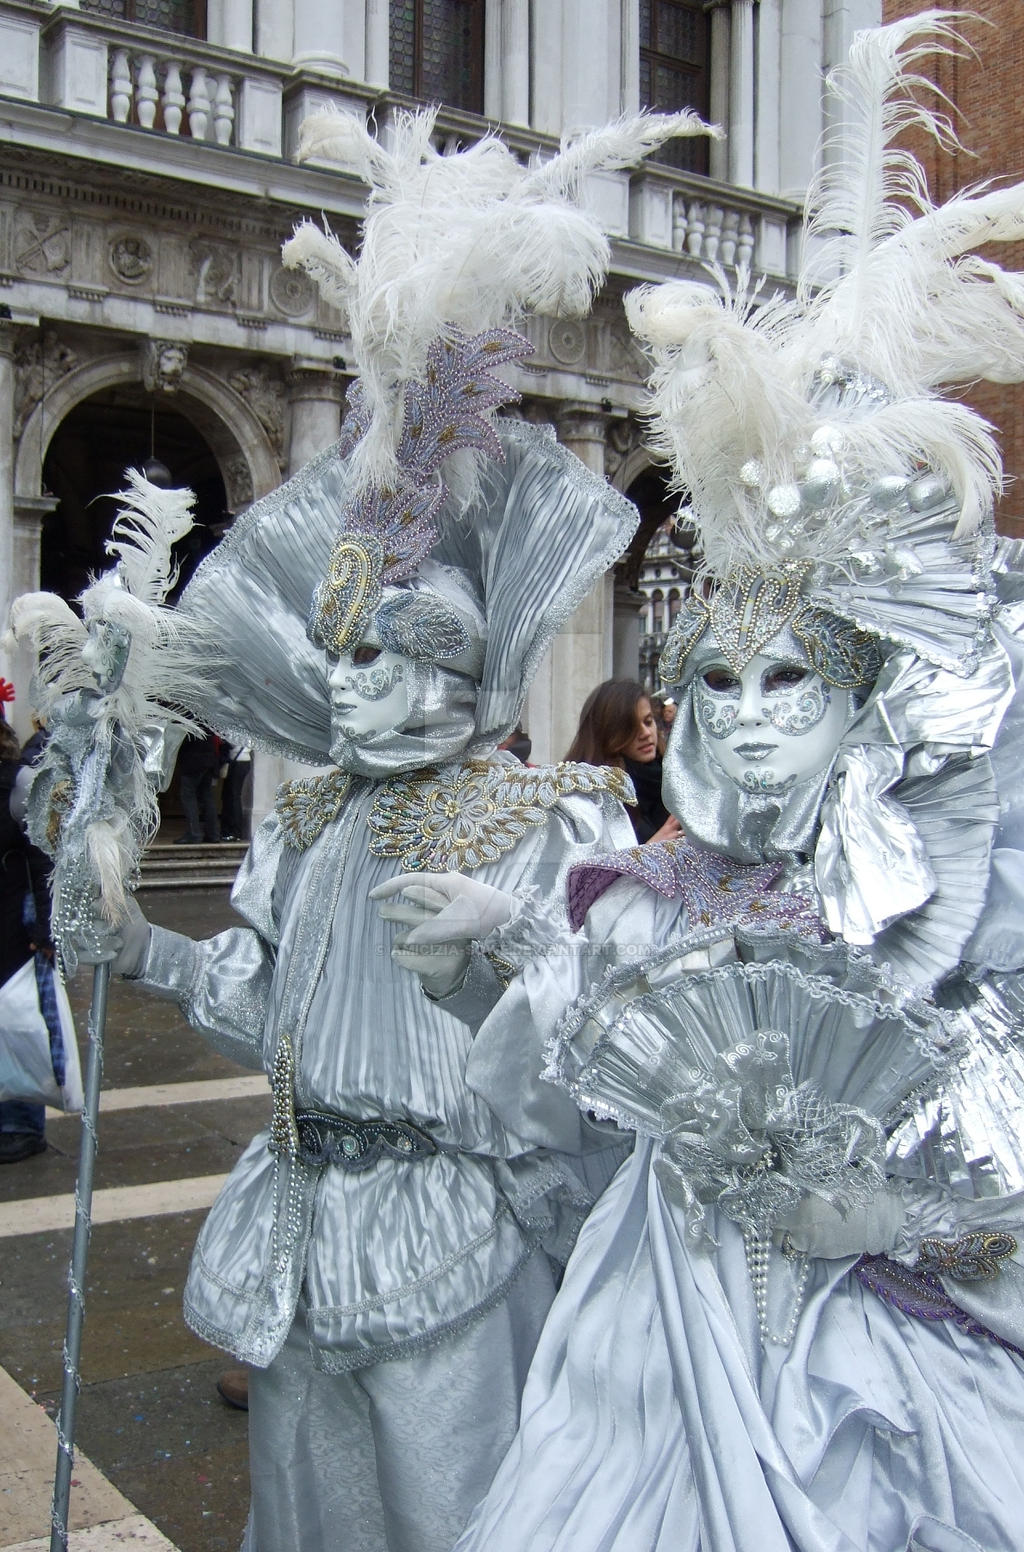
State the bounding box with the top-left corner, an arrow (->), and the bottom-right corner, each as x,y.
882,1 -> 1024,535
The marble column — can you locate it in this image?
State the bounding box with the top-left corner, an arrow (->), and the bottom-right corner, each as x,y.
8,495 -> 58,735
524,406 -> 614,766
286,360 -> 346,474
708,2 -> 731,185
728,0 -> 756,189
754,0 -> 781,193
779,0 -> 822,197
530,0 -> 563,136
612,579 -> 643,681
208,0 -> 253,53
364,0 -> 390,87
251,362 -> 347,825
485,0 -> 529,126
291,0 -> 349,77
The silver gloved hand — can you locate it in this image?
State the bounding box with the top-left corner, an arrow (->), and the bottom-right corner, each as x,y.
370,872 -> 516,999
777,1187 -> 906,1259
68,896 -> 152,978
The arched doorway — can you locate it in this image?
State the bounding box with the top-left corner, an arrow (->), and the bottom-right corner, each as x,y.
40,386 -> 228,603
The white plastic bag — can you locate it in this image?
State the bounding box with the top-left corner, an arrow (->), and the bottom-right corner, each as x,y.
0,957 -> 83,1112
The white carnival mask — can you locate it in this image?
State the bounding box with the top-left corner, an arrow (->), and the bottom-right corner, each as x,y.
693,651 -> 852,794
327,641 -> 411,750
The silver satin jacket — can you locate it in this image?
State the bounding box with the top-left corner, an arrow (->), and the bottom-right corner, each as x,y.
135,759 -> 635,1369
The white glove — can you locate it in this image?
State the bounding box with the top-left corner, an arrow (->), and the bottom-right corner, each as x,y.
370,872 -> 515,999
777,1187 -> 906,1260
70,897 -> 152,978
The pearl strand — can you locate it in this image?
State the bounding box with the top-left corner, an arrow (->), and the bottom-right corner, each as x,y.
743,1226 -> 811,1346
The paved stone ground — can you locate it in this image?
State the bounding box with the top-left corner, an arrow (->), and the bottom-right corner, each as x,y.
0,889 -> 263,1552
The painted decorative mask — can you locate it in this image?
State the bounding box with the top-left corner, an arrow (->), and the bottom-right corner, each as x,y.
693,650 -> 853,794
327,640 -> 411,750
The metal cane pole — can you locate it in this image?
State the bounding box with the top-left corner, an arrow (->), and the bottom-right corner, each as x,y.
49,960 -> 110,1552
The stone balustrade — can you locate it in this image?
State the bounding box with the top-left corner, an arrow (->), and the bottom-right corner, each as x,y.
108,47 -> 238,145
0,2 -> 800,280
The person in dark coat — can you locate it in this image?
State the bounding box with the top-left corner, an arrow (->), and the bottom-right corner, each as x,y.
0,720 -> 53,1162
176,729 -> 221,844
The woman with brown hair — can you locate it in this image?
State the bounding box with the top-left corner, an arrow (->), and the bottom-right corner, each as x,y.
565,678 -> 680,844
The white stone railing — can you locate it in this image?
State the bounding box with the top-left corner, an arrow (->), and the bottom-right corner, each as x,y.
108,48 -> 237,144
33,6 -> 293,157
0,2 -> 800,276
630,167 -> 799,282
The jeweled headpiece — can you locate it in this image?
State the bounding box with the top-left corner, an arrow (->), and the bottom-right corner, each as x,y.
627,13 -> 1024,685
171,109 -> 716,762
661,564 -> 882,688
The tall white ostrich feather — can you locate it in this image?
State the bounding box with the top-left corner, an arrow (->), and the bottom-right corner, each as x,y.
283,105 -> 715,505
627,9 -> 1024,589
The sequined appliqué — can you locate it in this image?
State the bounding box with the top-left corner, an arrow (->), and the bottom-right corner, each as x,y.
368,760 -> 633,872
916,1230 -> 1018,1282
276,768 -> 353,849
566,838 -> 825,934
308,327 -> 533,655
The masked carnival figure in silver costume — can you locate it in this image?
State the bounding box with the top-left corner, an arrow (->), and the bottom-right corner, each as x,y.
43,106 -> 713,1552
379,18 -> 1024,1551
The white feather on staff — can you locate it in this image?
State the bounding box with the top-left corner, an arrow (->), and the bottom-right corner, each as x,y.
6,473 -> 213,947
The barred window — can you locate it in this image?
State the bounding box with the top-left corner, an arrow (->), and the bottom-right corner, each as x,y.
80,0 -> 206,37
390,0 -> 485,115
639,0 -> 710,175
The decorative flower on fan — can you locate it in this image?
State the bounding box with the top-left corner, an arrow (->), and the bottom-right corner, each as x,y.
654,1028 -> 886,1245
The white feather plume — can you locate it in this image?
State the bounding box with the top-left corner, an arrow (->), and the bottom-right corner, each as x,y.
282,105 -> 716,502
627,7 -> 1023,598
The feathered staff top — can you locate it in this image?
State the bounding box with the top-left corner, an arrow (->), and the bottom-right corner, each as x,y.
4,473 -> 209,951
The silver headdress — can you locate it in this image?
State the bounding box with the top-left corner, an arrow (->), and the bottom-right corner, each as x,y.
177,105 -> 715,761
626,11 -> 1024,990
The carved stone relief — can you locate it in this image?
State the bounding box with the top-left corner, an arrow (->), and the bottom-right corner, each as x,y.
269,263 -> 315,318
14,211 -> 70,275
547,318 -> 587,367
189,239 -> 240,306
13,333 -> 78,438
228,362 -> 287,463
604,415 -> 643,480
109,233 -> 154,285
142,338 -> 188,393
223,453 -> 255,509
604,318 -> 647,382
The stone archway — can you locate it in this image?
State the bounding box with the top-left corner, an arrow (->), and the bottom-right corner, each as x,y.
15,350 -> 280,509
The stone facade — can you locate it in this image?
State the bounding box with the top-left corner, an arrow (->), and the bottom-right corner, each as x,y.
882,0 -> 1024,538
0,0 -> 881,788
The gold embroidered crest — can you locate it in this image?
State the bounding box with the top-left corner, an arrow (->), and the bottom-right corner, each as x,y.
367,760 -> 633,872
277,768 -> 353,849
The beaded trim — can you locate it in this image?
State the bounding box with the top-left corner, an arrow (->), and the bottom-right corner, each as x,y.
854,1252 -> 1024,1357
916,1231 -> 1018,1282
660,565 -> 881,688
276,768 -> 353,850
307,327 -> 532,655
366,760 -> 633,873
565,837 -> 818,933
268,1031 -> 300,1157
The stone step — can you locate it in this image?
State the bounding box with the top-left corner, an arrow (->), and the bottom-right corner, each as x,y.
139,841 -> 247,891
